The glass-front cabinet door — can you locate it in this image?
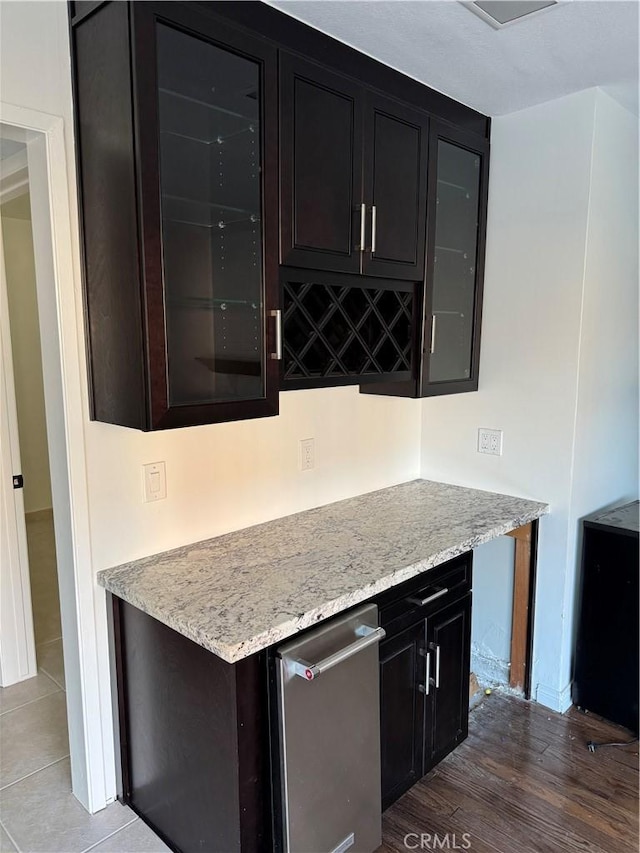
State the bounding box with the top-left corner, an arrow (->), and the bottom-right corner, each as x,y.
133,6 -> 279,428
422,124 -> 489,395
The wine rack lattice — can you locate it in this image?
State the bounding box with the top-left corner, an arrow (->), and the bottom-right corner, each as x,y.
283,281 -> 414,384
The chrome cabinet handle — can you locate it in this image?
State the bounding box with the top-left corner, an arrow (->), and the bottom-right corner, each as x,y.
359,202 -> 366,252
407,587 -> 448,608
290,625 -> 386,681
270,309 -> 282,360
434,643 -> 441,689
371,205 -> 377,254
430,314 -> 437,354
418,650 -> 432,695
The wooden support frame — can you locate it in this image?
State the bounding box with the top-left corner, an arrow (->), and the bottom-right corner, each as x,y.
506,519 -> 539,699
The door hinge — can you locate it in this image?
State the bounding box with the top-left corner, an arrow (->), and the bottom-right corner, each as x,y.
12,474 -> 23,489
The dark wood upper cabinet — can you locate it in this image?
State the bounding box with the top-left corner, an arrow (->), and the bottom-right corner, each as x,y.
72,2 -> 491,421
422,124 -> 490,395
362,94 -> 429,280
72,2 -> 280,429
361,121 -> 490,400
279,54 -> 363,274
280,53 -> 428,281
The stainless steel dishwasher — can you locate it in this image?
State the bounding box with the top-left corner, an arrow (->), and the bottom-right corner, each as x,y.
275,603 -> 385,853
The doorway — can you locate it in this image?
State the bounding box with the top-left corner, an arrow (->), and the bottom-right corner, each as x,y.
1,164 -> 64,684
0,107 -> 115,814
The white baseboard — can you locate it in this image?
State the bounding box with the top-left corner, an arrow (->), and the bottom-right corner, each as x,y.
535,681 -> 573,713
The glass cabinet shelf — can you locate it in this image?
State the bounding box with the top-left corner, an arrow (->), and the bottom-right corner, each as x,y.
162,193 -> 258,217
437,178 -> 470,193
162,194 -> 260,230
159,86 -> 258,123
161,124 -> 258,147
435,245 -> 469,255
168,296 -> 260,310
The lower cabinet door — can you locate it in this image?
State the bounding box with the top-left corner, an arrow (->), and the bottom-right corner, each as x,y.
424,594 -> 472,771
379,621 -> 426,809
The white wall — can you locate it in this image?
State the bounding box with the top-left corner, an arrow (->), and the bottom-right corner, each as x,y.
1,200 -> 53,514
88,387 -> 421,569
421,88 -> 639,709
563,90 -> 639,681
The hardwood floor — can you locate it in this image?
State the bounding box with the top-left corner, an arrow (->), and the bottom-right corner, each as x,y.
379,694 -> 639,853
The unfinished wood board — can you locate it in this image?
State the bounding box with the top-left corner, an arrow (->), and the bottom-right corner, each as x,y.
506,523 -> 532,690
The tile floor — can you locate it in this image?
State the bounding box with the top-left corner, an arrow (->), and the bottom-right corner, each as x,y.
0,512 -> 169,853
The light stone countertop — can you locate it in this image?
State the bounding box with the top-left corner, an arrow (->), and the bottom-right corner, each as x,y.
97,479 -> 548,663
586,500 -> 639,534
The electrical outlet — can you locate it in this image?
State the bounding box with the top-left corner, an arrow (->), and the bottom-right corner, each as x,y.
478,428 -> 503,456
299,438 -> 315,471
143,461 -> 167,501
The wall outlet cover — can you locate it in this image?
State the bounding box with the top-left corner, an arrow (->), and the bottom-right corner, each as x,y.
478,428 -> 503,456
299,438 -> 315,471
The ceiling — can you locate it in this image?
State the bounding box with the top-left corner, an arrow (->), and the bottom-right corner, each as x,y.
268,0 -> 639,116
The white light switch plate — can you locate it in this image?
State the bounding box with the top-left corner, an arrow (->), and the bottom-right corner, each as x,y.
478,428 -> 503,456
143,461 -> 167,502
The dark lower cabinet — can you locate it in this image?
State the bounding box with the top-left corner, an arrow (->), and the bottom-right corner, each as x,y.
424,594 -> 472,771
111,596 -> 271,852
109,557 -> 474,851
379,622 -> 426,810
378,559 -> 473,810
572,502 -> 639,733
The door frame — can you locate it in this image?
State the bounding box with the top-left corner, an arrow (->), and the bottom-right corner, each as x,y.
0,103 -> 114,813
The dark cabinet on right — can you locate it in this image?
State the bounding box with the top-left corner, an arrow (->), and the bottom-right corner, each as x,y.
572,501 -> 639,733
378,556 -> 472,810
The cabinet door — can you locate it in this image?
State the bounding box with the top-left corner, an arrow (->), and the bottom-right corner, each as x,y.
424,594 -> 471,772
379,621 -> 426,810
423,124 -> 489,395
132,5 -> 279,429
362,94 -> 428,281
279,53 -> 363,273
573,526 -> 639,732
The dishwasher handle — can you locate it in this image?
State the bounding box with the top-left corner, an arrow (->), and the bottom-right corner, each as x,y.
290,625 -> 386,681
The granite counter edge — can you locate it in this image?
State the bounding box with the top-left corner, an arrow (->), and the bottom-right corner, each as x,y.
98,503 -> 548,664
